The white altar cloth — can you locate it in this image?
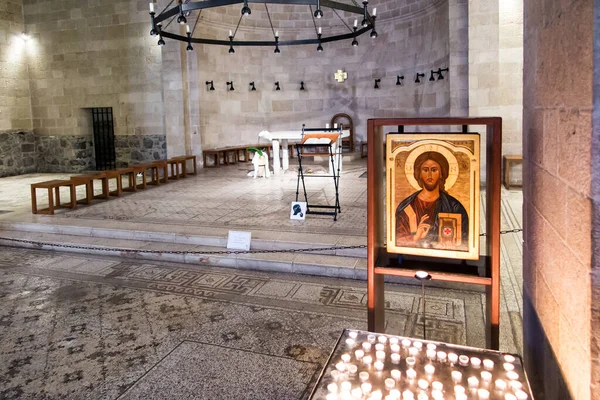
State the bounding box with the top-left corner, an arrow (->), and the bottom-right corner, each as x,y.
258,129 -> 350,175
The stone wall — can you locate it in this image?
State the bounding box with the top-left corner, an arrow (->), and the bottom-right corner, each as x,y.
35,135 -> 95,173
114,134 -> 167,167
0,0 -> 32,132
522,0 -> 593,398
0,130 -> 35,177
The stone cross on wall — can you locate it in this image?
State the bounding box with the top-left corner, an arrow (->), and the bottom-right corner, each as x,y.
334,70 -> 348,83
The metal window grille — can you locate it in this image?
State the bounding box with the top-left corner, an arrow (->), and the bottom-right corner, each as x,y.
91,108 -> 116,170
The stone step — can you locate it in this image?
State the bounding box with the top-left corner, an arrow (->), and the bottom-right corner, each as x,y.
0,230 -> 366,280
0,220 -> 367,258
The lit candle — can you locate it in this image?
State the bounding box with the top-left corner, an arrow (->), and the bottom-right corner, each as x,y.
326,394 -> 337,400
376,344 -> 385,351
390,389 -> 400,399
385,378 -> 396,389
362,342 -> 372,351
402,339 -> 412,348
454,385 -> 466,395
451,371 -> 462,383
335,362 -> 346,372
363,355 -> 373,365
426,349 -> 436,360
378,335 -> 387,344
418,379 -> 429,390
406,368 -> 417,379
341,353 -> 351,363
345,338 -> 355,347
503,363 -> 515,371
354,19 -> 358,27
467,376 -> 479,388
374,360 -> 384,371
417,392 -> 428,400
391,344 -> 400,353
359,371 -> 369,381
149,2 -> 154,12
355,349 -> 364,359
480,371 -> 492,383
348,364 -> 357,375
328,383 -> 338,393
510,381 -> 523,391
459,355 -> 469,366
391,369 -> 401,380
349,331 -> 358,339
275,30 -> 279,37
390,337 -> 399,345
376,350 -> 385,360
186,24 -> 190,33
424,364 -> 435,375
470,357 -> 481,368
372,390 -> 383,400
361,382 -> 372,394
504,394 -> 517,400
437,351 -> 447,362
385,395 -> 395,400
372,7 -> 377,16
368,334 -> 376,343
391,353 -> 401,364
409,347 -> 419,356
431,390 -> 443,400
432,381 -> 443,391
341,381 -> 352,391
427,343 -> 437,351
229,29 -> 233,37
506,371 -> 519,380
515,390 -> 528,400
352,388 -> 363,399
318,27 -> 322,34
456,394 -> 467,400
495,379 -> 507,391
330,369 -> 340,380
483,359 -> 494,370
406,356 -> 416,367
504,354 -> 516,363
477,389 -> 490,399
448,353 -> 458,364
413,341 -> 423,350
403,390 -> 415,400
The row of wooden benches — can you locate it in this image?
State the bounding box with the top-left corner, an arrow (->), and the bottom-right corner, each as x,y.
203,144 -> 303,168
30,156 -> 197,215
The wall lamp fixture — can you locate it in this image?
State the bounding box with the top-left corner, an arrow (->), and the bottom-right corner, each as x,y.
205,80 -> 215,91
275,81 -> 281,91
227,81 -> 235,91
300,81 -> 305,91
374,78 -> 381,89
415,73 -> 425,83
436,67 -> 449,80
249,81 -> 256,91
396,75 -> 404,86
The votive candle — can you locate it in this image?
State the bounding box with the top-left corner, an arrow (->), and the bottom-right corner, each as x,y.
348,364 -> 357,375
402,339 -> 412,348
349,331 -> 358,339
391,369 -> 401,380
506,371 -> 519,380
391,353 -> 401,364
403,390 -> 414,400
448,353 -> 458,364
368,334 -> 376,343
481,371 -> 492,383
478,389 -> 490,399
426,349 -> 436,360
503,363 -> 515,371
468,376 -> 479,388
391,344 -> 400,353
424,364 -> 435,375
510,381 -> 523,391
437,351 -> 447,362
409,347 -> 419,356
355,349 -> 364,359
427,343 -> 437,351
341,353 -> 351,363
452,371 -> 462,383
454,385 -> 466,395
376,343 -> 385,351
406,368 -> 417,379
495,379 -> 507,391
504,354 -> 515,363
374,360 -> 384,371
385,378 -> 396,389
515,390 -> 528,400
376,350 -> 386,360
362,342 -> 372,351
335,362 -> 345,372
470,357 -> 481,368
459,355 -> 469,366
363,355 -> 373,365
406,356 -> 416,367
327,383 -> 338,393
345,338 -> 355,347
359,372 -> 369,382
341,381 -> 351,391
483,359 -> 494,370
418,379 -> 429,390
504,394 -> 517,400
361,382 -> 372,394
390,337 -> 399,345
378,335 -> 387,344
413,341 -> 423,350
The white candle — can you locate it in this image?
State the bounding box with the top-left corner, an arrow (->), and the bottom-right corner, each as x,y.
417,392 -> 428,400
335,362 -> 346,372
403,390 -> 414,400
318,27 -> 322,34
326,394 -> 337,400
391,353 -> 400,364
406,356 -> 416,367
363,355 -> 373,365
362,342 -> 372,351
431,390 -> 443,400
406,368 -> 417,379
503,362 -> 515,371
477,389 -> 490,399
418,379 -> 429,390
354,19 -> 358,27
347,364 -> 357,375
413,341 -> 423,350
481,371 -> 492,383
391,369 -> 401,380
459,355 -> 469,366
451,371 -> 462,383
437,351 -> 447,362
426,343 -> 436,351
341,353 -> 351,363
401,339 -> 411,348
355,349 -> 364,359
506,371 -> 519,380
186,24 -> 190,33
376,350 -> 385,360
385,395 -> 395,400
426,349 -> 436,360
391,344 -> 400,353
510,381 -> 523,391
471,357 -> 481,367
504,354 -> 516,363
328,383 -> 338,393
495,379 -> 507,391
359,371 -> 369,381
390,337 -> 399,345
149,2 -> 154,12
349,331 -> 358,339
448,353 -> 458,364
385,378 -> 396,389
361,382 -> 372,394
275,30 -> 279,37
454,385 -> 466,395
409,347 -> 419,356
368,334 -> 376,343
515,390 -> 528,400
424,364 -> 435,375
456,394 -> 467,400
375,344 -> 385,351
378,335 -> 387,343
374,360 -> 384,371
390,389 -> 400,399
504,394 -> 517,400
330,370 -> 340,380
372,7 -> 377,16
483,359 -> 494,369
467,376 -> 479,388
229,30 -> 233,37
352,388 -> 362,398
432,381 -> 443,391
341,381 -> 351,391
372,390 -> 383,400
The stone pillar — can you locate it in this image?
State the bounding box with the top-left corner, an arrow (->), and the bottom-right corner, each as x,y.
448,0 -> 469,116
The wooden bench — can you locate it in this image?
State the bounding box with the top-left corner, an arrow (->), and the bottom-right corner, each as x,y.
203,146 -> 272,167
104,168 -> 135,196
166,158 -> 185,180
31,180 -> 76,215
503,155 -> 523,190
70,174 -> 107,205
172,155 -> 198,176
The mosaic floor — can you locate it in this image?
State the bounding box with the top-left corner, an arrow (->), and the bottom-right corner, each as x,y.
0,248 -> 487,399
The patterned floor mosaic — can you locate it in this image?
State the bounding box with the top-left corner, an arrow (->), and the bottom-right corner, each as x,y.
0,248 -> 488,399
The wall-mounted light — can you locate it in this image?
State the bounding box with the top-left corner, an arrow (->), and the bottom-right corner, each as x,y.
205,80 -> 215,91
369,8 -> 377,38
274,31 -> 280,54
275,81 -> 281,91
226,81 -> 235,91
241,0 -> 251,16
374,78 -> 381,89
21,32 -> 30,41
429,70 -> 436,81
300,81 -> 305,91
396,75 -> 404,86
415,72 -> 425,83
249,81 -> 256,91
436,67 -> 449,80
185,25 -> 193,51
176,0 -> 187,24
314,0 -> 323,18
229,30 -> 235,54
352,19 -> 359,47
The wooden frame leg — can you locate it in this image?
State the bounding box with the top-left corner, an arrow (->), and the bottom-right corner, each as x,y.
31,186 -> 38,214
69,185 -> 76,209
86,182 -> 93,204
55,187 -> 61,208
102,178 -> 109,199
47,187 -> 54,215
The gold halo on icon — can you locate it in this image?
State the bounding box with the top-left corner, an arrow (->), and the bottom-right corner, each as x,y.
404,143 -> 459,191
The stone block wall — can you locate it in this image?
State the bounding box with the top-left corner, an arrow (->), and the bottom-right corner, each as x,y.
0,130 -> 36,177
0,0 -> 32,132
522,0 -> 594,398
114,134 -> 167,167
35,135 -> 95,173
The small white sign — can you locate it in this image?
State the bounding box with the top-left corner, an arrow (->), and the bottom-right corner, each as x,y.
227,231 -> 251,251
290,202 -> 307,220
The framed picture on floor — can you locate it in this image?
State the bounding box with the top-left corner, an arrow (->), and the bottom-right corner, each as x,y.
385,134 -> 480,260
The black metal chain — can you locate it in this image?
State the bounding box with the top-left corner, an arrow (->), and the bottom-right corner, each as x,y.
480,228 -> 523,237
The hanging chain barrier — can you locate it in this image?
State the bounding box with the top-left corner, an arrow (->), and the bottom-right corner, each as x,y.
0,228 -> 522,255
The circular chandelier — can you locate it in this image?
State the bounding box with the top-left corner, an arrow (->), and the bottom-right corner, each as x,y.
148,0 -> 378,52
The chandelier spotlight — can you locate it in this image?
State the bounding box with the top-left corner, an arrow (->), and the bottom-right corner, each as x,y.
148,0 -> 377,52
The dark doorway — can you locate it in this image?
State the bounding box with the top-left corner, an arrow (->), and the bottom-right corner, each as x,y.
91,107 -> 116,170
